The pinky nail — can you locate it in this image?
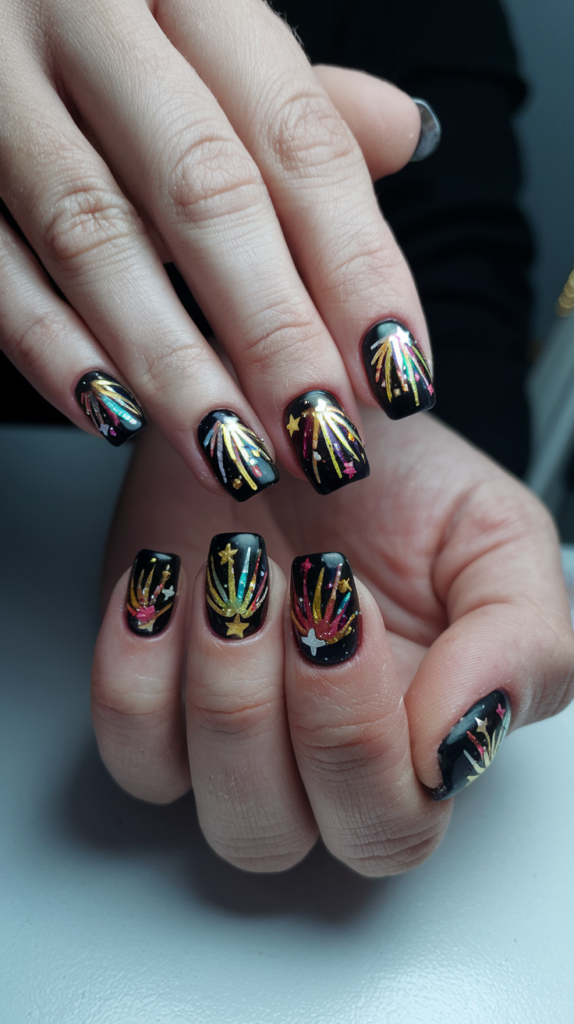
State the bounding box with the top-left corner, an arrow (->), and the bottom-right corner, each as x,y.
362,320 -> 435,419
75,371 -> 146,446
126,550 -> 180,638
432,690 -> 511,801
410,99 -> 442,162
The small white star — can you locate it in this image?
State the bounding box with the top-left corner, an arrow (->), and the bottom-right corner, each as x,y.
315,399 -> 327,413
301,628 -> 326,657
162,586 -> 175,600
99,423 -> 110,436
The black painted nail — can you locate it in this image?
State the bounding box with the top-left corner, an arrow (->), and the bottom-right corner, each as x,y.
198,409 -> 279,501
290,552 -> 360,665
362,320 -> 435,419
126,549 -> 180,637
75,370 -> 146,446
432,690 -> 511,801
285,390 -> 369,495
411,99 -> 442,162
206,533 -> 269,640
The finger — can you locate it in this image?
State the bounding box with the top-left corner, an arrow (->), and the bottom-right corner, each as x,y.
285,552 -> 448,877
406,476 -> 574,799
91,551 -> 191,803
157,0 -> 434,420
186,534 -> 317,872
39,0 -> 366,495
0,49 -> 280,498
313,66 -> 422,180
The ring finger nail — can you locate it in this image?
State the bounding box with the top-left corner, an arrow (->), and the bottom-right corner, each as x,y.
126,549 -> 181,637
198,410 -> 279,501
284,391 -> 369,495
290,552 -> 360,664
206,533 -> 269,640
432,690 -> 511,801
362,321 -> 435,420
75,371 -> 146,446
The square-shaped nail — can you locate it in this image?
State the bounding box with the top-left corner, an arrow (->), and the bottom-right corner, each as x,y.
75,370 -> 146,446
284,390 -> 369,495
198,410 -> 279,501
432,690 -> 511,801
362,320 -> 435,419
126,550 -> 180,637
290,552 -> 360,664
206,533 -> 269,640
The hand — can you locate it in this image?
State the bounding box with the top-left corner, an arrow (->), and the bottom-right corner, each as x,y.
0,0 -> 435,497
90,411 -> 574,875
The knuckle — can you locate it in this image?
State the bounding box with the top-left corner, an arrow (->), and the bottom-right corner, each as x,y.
267,90 -> 357,175
240,295 -> 320,375
339,818 -> 446,877
297,717 -> 398,785
207,830 -> 315,874
43,184 -> 143,267
137,337 -> 211,402
162,132 -> 264,225
190,690 -> 279,739
6,310 -> 69,377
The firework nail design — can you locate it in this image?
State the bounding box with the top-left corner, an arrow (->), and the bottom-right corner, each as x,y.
362,320 -> 435,419
206,533 -> 269,640
284,391 -> 369,495
432,690 -> 511,801
290,552 -> 360,665
198,410 -> 279,502
75,371 -> 146,447
126,550 -> 180,638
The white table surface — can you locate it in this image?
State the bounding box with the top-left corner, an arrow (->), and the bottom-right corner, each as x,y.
1,426 -> 573,1024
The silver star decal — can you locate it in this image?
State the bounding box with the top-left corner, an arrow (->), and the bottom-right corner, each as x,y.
301,628 -> 326,657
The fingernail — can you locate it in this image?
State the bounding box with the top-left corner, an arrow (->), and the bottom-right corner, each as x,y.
75,370 -> 146,446
206,533 -> 269,640
126,549 -> 180,637
432,690 -> 511,801
198,409 -> 279,501
362,320 -> 435,419
290,552 -> 360,665
410,99 -> 442,162
284,390 -> 369,495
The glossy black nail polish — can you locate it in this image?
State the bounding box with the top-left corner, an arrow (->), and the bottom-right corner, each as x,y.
290,552 -> 360,665
126,550 -> 180,637
206,533 -> 269,640
198,409 -> 279,502
284,390 -> 369,495
432,690 -> 511,801
362,320 -> 435,419
410,99 -> 442,162
75,370 -> 146,446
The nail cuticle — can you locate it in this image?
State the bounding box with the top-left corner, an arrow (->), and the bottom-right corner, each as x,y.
75,370 -> 146,447
284,390 -> 369,495
205,532 -> 269,640
432,689 -> 512,801
126,549 -> 180,638
290,551 -> 360,665
198,409 -> 279,502
361,320 -> 435,420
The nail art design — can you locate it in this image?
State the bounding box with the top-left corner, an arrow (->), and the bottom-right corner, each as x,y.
432,690 -> 511,801
285,391 -> 369,495
411,99 -> 442,162
362,320 -> 435,419
290,552 -> 360,665
75,371 -> 146,446
126,549 -> 180,637
206,533 -> 269,640
198,410 -> 279,502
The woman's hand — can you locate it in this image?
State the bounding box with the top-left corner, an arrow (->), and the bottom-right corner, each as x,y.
0,0 -> 435,498
90,411 -> 574,875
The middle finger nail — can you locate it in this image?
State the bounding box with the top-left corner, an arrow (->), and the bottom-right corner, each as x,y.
284,390 -> 369,495
206,532 -> 269,640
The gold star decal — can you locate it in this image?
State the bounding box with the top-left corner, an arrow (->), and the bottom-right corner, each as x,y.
286,414 -> 300,436
232,478 -> 243,489
338,578 -> 352,594
219,543 -> 238,565
226,614 -> 248,638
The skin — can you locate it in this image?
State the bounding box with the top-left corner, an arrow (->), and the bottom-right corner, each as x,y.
0,0 -> 424,493
92,410 -> 574,876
